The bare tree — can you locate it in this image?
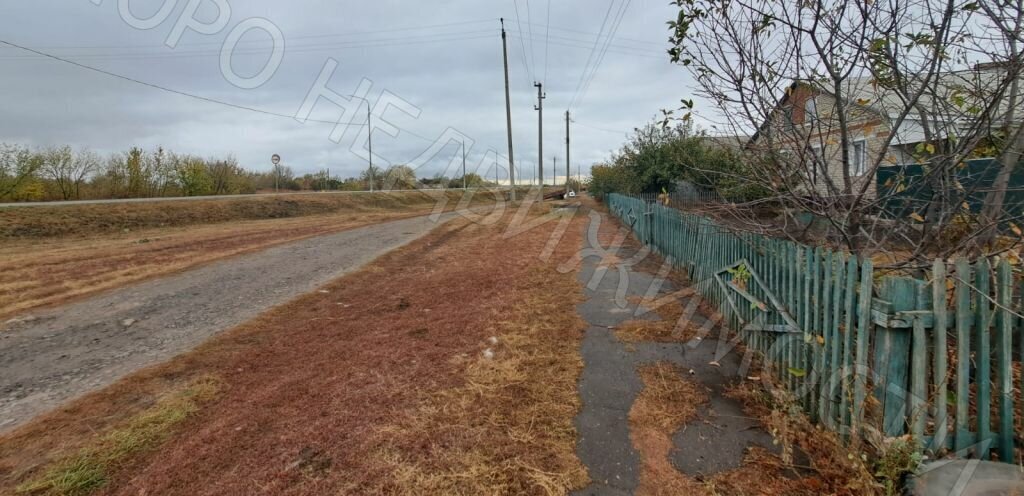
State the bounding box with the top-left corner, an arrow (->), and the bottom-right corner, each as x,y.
382,165 -> 417,190
40,145 -> 98,200
668,0 -> 1024,261
360,165 -> 383,191
72,149 -> 101,200
977,0 -> 1024,244
208,155 -> 245,195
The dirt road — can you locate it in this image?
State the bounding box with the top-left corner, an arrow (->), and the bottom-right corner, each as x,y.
0,213 -> 456,433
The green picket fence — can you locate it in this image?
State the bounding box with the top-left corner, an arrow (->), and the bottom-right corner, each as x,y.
607,193 -> 1022,461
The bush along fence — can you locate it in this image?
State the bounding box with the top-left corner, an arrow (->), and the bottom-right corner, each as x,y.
606,192 -> 1022,463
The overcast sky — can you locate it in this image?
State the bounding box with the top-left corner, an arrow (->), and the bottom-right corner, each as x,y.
0,0 -> 698,182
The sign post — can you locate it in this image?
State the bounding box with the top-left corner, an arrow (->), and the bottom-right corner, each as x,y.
271,154 -> 281,193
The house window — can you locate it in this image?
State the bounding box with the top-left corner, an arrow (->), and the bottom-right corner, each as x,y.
851,139 -> 867,176
805,97 -> 817,123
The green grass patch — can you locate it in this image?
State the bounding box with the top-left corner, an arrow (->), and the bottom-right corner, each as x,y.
16,376 -> 221,496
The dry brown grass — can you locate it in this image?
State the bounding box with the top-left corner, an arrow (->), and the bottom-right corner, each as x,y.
724,380 -> 882,495
0,201 -> 588,496
0,191 -> 502,320
628,365 -> 839,496
0,190 -> 474,239
614,295 -> 705,343
363,262 -> 589,495
15,376 -> 221,496
630,362 -> 708,496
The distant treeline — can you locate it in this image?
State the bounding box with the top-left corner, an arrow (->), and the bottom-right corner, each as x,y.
0,143 -> 497,202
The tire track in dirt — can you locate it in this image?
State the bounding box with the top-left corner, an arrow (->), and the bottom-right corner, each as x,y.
0,213 -> 458,433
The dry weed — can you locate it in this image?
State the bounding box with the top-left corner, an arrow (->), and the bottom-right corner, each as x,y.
630,362 -> 708,496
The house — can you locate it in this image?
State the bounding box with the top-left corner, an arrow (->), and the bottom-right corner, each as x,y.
746,63 -> 1022,199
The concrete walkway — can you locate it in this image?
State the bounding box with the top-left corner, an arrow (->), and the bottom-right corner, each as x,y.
571,209 -> 777,495
909,460 -> 1024,495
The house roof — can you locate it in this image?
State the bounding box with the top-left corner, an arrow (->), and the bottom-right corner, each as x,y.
748,64 -> 1022,147
699,134 -> 748,151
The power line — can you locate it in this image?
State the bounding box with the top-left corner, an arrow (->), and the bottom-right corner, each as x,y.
0,31 -> 497,61
0,38 -> 448,143
511,0 -> 534,84
568,0 -> 616,110
516,19 -> 665,48
0,30 -> 665,62
7,17 -> 665,53
506,31 -> 662,60
14,19 -> 497,51
575,2 -> 628,110
0,20 -> 667,62
525,0 -> 536,77
575,0 -> 633,110
543,0 -> 551,84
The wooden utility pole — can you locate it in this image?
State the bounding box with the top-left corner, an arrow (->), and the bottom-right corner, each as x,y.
462,142 -> 467,189
500,19 -> 516,200
366,102 -> 374,192
565,110 -> 571,190
534,82 -> 545,188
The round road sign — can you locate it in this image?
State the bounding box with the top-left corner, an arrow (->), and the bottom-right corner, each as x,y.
271,154 -> 281,165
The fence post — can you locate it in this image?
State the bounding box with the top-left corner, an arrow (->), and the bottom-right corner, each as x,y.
910,282 -> 929,442
954,257 -> 972,455
996,258 -> 1014,461
931,259 -> 949,454
975,258 -> 992,459
852,258 -> 873,446
840,256 -> 858,436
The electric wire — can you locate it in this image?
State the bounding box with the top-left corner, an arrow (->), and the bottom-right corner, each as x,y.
525,0 -> 536,80
0,38 -> 445,144
511,0 -> 534,84
0,31 -> 497,61
543,0 -> 551,84
574,0 -> 633,110
568,0 -> 616,110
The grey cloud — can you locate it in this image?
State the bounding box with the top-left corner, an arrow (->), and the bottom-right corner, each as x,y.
0,0 -> 694,180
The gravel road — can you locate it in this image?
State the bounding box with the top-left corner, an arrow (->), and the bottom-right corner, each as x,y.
0,213 -> 455,432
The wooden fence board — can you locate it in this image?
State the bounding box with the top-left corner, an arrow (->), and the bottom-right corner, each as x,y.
603,194 -> 1022,462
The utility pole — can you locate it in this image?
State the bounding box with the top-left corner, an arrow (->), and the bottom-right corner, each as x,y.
500,19 -> 516,200
553,156 -> 557,188
462,142 -> 467,189
366,102 -> 374,192
565,110 -> 571,190
534,81 -> 545,189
